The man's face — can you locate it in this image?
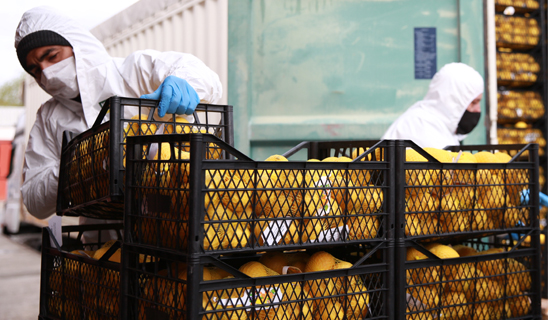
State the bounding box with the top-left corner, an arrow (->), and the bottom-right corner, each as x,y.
466,94 -> 482,113
25,45 -> 74,81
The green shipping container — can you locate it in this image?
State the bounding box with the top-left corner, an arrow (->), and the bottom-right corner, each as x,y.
228,0 -> 486,160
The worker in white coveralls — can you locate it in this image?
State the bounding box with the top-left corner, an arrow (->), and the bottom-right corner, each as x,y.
382,62 -> 484,149
15,7 -> 222,236
383,62 -> 549,208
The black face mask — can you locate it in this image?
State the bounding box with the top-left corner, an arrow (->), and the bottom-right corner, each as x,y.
456,110 -> 481,135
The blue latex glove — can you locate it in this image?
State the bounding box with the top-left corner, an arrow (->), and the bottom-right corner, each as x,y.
140,75 -> 200,117
520,189 -> 548,207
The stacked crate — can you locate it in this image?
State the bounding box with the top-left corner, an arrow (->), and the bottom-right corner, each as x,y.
395,140 -> 542,319
45,108 -> 543,319
40,96 -> 233,319
57,96 -> 234,219
39,223 -> 124,319
121,134 -> 395,319
284,139 -> 543,319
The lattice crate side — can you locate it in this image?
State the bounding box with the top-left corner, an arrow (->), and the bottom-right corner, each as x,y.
124,134 -> 393,255
401,234 -> 542,320
57,96 -> 233,219
40,224 -> 123,320
121,243 -> 393,320
398,141 -> 539,242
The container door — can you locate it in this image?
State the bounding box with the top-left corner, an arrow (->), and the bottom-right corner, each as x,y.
229,0 -> 486,160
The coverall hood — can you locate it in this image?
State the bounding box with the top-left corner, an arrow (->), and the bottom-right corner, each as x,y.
16,6 -> 222,222
15,6 -> 112,127
420,62 -> 484,134
382,62 -> 484,149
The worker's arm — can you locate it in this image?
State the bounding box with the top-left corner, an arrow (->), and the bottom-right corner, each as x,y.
119,49 -> 223,105
21,111 -> 60,219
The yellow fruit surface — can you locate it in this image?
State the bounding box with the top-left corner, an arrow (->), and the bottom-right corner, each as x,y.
428,244 -> 460,259
164,115 -> 191,134
454,151 -> 476,163
472,302 -> 497,320
407,285 -> 440,309
451,245 -> 478,257
265,154 -> 288,161
337,156 -> 352,162
322,156 -> 339,162
405,215 -> 438,236
474,151 -> 497,163
406,148 -> 427,162
347,214 -> 380,240
351,147 -> 371,161
305,251 -> 340,272
444,263 -> 475,293
405,148 -> 432,198
515,121 -> 528,128
315,299 -> 344,320
507,295 -> 531,317
423,148 -> 454,163
239,261 -> 277,278
493,151 -> 512,163
258,251 -> 290,275
406,247 -> 428,261
440,292 -> 469,319
254,219 -> 301,246
125,114 -> 158,136
344,284 -> 370,320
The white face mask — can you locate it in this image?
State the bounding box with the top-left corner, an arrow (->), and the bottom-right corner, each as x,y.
39,56 -> 80,99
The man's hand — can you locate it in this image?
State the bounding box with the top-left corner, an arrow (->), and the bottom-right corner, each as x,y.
140,75 -> 199,117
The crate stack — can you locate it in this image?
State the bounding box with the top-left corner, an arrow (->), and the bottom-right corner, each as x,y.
394,141 -> 542,319
121,135 -> 395,319
40,96 -> 544,320
39,223 -> 124,320
494,0 -> 548,195
39,96 -> 233,319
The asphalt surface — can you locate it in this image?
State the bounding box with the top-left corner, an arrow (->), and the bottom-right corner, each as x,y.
0,229 -> 42,320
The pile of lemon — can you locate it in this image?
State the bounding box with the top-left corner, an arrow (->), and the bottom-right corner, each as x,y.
139,250 -> 369,320
49,240 -> 124,319
137,150 -> 385,251
406,243 -> 531,319
404,147 -> 530,237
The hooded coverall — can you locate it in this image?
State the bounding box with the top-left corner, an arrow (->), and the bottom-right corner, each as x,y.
15,7 -> 223,224
382,62 -> 484,149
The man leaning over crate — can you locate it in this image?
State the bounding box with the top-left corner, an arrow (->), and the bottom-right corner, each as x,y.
14,6 -> 222,241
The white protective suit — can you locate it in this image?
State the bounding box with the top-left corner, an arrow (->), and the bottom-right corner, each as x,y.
382,63 -> 484,149
15,7 -> 223,222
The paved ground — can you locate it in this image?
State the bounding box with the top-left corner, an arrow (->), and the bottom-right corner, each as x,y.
0,231 -> 41,320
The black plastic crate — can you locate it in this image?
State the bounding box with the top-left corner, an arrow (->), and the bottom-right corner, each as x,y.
121,242 -> 393,320
124,134 -> 394,254
282,140 -> 383,161
396,233 -> 542,320
395,141 -> 540,242
57,96 -> 233,219
39,223 -> 123,320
